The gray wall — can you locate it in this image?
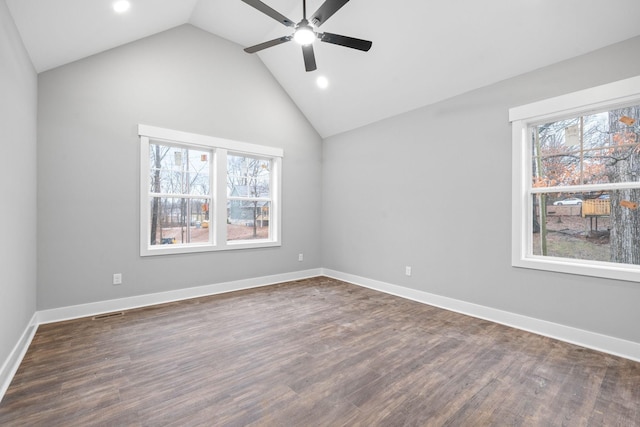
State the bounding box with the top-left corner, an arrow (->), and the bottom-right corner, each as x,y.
0,1 -> 37,365
15,13 -> 640,351
37,24 -> 323,310
322,36 -> 640,344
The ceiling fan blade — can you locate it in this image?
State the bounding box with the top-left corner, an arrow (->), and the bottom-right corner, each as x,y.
310,0 -> 350,27
244,35 -> 293,53
302,44 -> 317,72
240,0 -> 295,27
319,32 -> 372,51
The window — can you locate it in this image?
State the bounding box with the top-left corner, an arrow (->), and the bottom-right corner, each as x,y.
139,125 -> 282,256
510,76 -> 640,282
226,154 -> 272,241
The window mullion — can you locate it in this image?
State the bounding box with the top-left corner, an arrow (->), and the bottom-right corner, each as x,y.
271,157 -> 281,244
216,148 -> 228,246
530,182 -> 640,195
208,149 -> 215,245
140,136 -> 151,254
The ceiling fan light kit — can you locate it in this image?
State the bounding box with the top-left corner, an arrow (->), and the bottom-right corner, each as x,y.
241,0 -> 372,72
293,20 -> 315,45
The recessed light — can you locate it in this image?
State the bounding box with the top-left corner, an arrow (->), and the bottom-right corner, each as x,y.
316,76 -> 329,89
113,0 -> 131,13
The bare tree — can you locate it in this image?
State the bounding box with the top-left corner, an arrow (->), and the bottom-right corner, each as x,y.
150,145 -> 210,244
606,106 -> 640,264
534,107 -> 640,263
150,144 -> 170,245
227,155 -> 270,238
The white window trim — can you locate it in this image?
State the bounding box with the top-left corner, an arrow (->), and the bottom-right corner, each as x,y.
510,75 -> 640,282
139,124 -> 283,256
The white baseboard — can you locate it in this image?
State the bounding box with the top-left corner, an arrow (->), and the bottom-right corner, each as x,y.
322,268 -> 640,363
37,268 -> 323,324
0,313 -> 38,403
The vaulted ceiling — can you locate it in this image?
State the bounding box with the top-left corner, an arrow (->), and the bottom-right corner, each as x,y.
6,0 -> 640,137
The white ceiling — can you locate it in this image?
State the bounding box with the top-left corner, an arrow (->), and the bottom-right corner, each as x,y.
6,0 -> 640,137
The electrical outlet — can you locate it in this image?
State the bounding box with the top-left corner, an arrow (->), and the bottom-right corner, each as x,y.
405,266 -> 412,276
113,273 -> 122,285
298,253 -> 304,262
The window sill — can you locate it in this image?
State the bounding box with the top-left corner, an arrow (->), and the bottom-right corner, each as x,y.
513,254 -> 640,282
140,240 -> 281,257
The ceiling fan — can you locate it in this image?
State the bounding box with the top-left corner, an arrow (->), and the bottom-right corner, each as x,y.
240,0 -> 372,72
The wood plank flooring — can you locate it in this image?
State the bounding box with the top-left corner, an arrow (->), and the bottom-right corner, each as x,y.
1,276 -> 639,426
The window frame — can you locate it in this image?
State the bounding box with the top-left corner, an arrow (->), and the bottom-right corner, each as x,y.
139,124 -> 283,256
509,75 -> 640,282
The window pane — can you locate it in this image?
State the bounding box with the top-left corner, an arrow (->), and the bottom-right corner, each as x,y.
149,197 -> 211,246
153,169 -> 183,194
533,106 -> 640,188
188,149 -> 210,196
227,155 -> 271,198
149,143 -> 210,196
227,200 -> 270,241
531,190 -> 640,264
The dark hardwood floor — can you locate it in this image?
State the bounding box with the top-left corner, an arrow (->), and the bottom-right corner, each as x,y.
1,276 -> 639,426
